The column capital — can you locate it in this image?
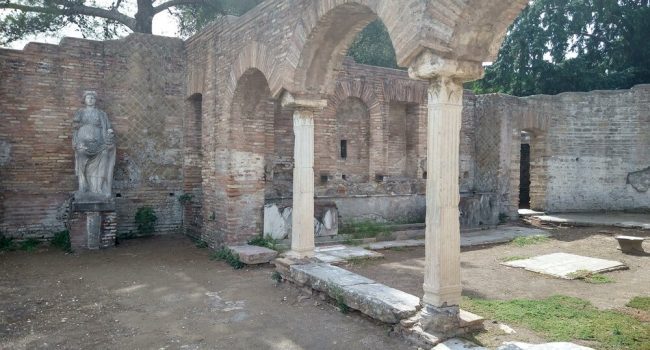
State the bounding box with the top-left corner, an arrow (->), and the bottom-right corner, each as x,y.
280,91 -> 328,110
408,50 -> 484,82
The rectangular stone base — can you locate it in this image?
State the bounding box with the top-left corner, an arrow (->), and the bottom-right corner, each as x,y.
69,211 -> 117,250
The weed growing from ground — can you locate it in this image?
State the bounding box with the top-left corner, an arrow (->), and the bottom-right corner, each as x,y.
329,284 -> 350,314
178,193 -> 193,204
194,240 -> 208,249
134,207 -> 157,236
248,235 -> 279,250
20,238 -> 40,252
51,230 -> 73,253
211,247 -> 245,269
626,296 -> 650,312
339,220 -> 391,240
462,295 -> 649,350
511,235 -> 550,247
271,271 -> 283,283
0,233 -> 16,252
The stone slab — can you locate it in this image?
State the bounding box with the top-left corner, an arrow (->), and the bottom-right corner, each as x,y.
502,253 -> 627,279
364,239 -> 425,250
498,342 -> 594,350
433,338 -> 488,350
73,200 -> 116,212
533,213 -> 650,230
314,245 -> 383,263
458,309 -> 484,328
228,245 -> 277,265
289,263 -> 420,323
518,209 -> 545,217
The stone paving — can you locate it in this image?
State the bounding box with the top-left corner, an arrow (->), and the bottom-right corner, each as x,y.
501,253 -> 627,279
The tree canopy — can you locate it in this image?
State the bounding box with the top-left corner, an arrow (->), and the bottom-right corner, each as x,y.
0,0 -> 257,45
470,0 -> 650,96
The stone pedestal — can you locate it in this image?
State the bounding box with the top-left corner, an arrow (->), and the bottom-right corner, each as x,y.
70,199 -> 117,250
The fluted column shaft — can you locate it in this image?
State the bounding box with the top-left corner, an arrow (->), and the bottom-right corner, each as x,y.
290,108 -> 315,257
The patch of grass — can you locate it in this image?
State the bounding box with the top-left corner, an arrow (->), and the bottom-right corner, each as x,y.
211,247 -> 245,269
500,255 -> 528,262
19,238 -> 40,252
627,297 -> 650,312
511,235 -> 550,247
271,271 -> 283,283
345,256 -> 371,266
462,295 -> 650,350
568,270 -> 615,284
248,235 -> 279,251
0,233 -> 16,252
329,284 -> 350,314
194,240 -> 208,249
339,220 -> 391,240
51,230 -> 73,253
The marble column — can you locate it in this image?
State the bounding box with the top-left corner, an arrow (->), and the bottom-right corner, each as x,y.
281,93 -> 327,259
290,108 -> 315,257
409,51 -> 484,333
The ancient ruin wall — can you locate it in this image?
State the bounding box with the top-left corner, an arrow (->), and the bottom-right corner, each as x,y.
476,85 -> 650,215
0,35 -> 188,238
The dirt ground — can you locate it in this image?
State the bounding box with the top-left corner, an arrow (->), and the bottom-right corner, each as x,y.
347,224 -> 650,347
0,236 -> 410,350
1,224 -> 648,349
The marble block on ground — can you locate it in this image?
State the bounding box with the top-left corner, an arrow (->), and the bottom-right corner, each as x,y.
314,245 -> 383,264
502,253 -> 626,279
290,263 -> 420,323
228,245 -> 277,265
433,338 -> 488,350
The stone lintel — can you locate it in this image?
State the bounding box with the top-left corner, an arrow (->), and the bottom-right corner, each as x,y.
280,91 -> 328,110
408,50 -> 484,82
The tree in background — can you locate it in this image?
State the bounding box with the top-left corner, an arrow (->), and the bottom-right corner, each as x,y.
346,19 -> 399,69
470,0 -> 650,96
0,0 -> 248,45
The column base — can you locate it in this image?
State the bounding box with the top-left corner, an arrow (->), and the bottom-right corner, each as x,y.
283,249 -> 315,259
419,304 -> 460,336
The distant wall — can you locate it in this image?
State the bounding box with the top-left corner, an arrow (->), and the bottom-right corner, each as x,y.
0,34 -> 188,239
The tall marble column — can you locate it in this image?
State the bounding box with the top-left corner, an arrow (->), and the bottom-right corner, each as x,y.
281,93 -> 327,258
409,51 -> 484,333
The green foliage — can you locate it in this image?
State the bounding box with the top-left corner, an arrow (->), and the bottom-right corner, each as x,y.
346,19 -> 400,69
271,271 -> 283,283
462,295 -> 650,349
0,233 -> 16,252
176,0 -> 263,37
339,220 -> 391,240
498,213 -> 510,224
51,230 -> 73,253
247,235 -> 279,251
20,238 -> 40,252
511,235 -> 550,247
626,296 -> 650,312
470,0 -> 650,96
568,270 -> 615,284
178,193 -> 193,204
134,207 -> 157,236
211,247 -> 245,269
499,255 -> 528,262
194,239 -> 208,249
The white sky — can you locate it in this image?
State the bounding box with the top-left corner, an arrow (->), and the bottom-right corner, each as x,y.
1,1 -> 180,50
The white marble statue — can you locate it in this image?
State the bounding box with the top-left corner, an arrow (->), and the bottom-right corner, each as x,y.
72,91 -> 116,200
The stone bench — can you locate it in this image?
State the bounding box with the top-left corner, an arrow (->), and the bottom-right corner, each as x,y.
615,235 -> 645,253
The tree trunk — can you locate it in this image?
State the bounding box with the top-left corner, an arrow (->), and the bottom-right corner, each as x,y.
134,0 -> 155,34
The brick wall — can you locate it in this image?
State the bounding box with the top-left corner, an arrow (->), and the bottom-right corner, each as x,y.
0,34 -> 188,239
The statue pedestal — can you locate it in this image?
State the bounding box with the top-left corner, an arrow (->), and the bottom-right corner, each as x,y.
70,198 -> 117,250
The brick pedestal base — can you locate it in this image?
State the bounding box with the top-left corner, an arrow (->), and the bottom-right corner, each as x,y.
69,210 -> 117,250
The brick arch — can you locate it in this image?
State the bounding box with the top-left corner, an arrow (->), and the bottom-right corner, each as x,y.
226,41 -> 285,101
285,0 -> 425,97
324,79 -> 381,120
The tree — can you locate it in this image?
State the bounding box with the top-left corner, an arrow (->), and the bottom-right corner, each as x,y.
346,19 -> 399,69
470,0 -> 650,96
0,0 -> 226,45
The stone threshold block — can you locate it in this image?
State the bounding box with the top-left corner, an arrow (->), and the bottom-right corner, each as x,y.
502,253 -> 627,279
228,244 -> 278,265
314,245 -> 383,264
289,263 -> 420,324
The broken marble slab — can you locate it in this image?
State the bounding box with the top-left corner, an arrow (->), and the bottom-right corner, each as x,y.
433,338 -> 488,350
227,244 -> 278,265
502,252 -> 626,279
498,342 -> 594,350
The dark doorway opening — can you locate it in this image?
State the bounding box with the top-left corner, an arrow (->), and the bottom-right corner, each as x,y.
519,132 -> 531,209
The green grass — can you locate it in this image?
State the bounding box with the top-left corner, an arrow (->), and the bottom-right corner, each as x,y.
511,235 -> 550,247
211,247 -> 245,269
19,238 -> 40,252
568,270 -> 615,284
627,296 -> 650,312
462,295 -> 650,350
500,255 -> 528,262
339,220 -> 391,240
329,284 -> 350,314
248,235 -> 279,250
51,230 -> 73,253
